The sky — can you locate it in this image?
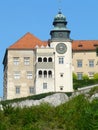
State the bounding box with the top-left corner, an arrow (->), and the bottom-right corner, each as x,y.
0,0 -> 98,97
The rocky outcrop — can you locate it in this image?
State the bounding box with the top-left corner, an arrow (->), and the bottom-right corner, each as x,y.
12,93 -> 69,107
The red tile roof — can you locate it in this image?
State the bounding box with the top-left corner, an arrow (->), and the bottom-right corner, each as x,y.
72,40 -> 98,51
8,32 -> 98,51
9,32 -> 48,49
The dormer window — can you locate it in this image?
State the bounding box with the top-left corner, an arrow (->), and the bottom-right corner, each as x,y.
94,44 -> 98,47
78,44 -> 83,47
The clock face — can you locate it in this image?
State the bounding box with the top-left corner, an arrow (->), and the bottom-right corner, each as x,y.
56,43 -> 67,54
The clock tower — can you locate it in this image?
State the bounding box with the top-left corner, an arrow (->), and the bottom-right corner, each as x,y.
50,11 -> 73,92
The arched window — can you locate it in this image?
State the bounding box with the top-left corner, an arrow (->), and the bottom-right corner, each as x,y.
48,57 -> 52,62
38,70 -> 42,78
43,57 -> 47,62
38,57 -> 42,62
48,71 -> 52,78
44,70 -> 47,78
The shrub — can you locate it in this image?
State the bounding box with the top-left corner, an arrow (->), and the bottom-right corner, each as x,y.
83,74 -> 89,81
88,86 -> 98,96
94,73 -> 98,80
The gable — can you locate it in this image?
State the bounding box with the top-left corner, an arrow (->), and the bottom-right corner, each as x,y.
8,32 -> 48,50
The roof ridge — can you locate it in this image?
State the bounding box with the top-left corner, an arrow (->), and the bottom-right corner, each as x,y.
73,40 -> 98,41
8,32 -> 48,49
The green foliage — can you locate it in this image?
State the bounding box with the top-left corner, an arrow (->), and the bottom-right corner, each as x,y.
88,86 -> 98,96
0,94 -> 98,130
73,78 -> 98,90
94,73 -> 98,80
73,72 -> 77,81
83,74 -> 89,80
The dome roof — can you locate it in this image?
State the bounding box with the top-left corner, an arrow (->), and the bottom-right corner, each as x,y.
54,11 -> 66,22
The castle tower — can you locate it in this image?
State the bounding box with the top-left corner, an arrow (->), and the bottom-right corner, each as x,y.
50,11 -> 73,92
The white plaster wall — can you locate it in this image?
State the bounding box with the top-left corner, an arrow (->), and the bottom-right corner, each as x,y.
35,78 -> 54,94
50,41 -> 73,92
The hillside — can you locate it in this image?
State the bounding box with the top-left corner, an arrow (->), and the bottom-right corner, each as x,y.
0,86 -> 98,130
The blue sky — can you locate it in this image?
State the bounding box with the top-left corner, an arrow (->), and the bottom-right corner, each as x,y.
0,0 -> 98,97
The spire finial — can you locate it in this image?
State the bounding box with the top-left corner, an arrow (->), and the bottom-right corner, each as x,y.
58,0 -> 62,13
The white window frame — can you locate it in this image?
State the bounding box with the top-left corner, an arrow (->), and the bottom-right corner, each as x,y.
14,71 -> 20,79
13,57 -> 19,65
24,57 -> 30,65
27,71 -> 33,79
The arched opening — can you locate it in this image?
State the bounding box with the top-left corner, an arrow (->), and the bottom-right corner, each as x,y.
44,70 -> 47,78
43,57 -> 47,62
48,57 -> 52,62
38,70 -> 42,78
48,71 -> 52,78
38,57 -> 42,62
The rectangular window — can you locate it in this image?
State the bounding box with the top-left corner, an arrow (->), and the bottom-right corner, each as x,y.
29,87 -> 34,94
89,60 -> 94,67
24,57 -> 30,65
77,60 -> 82,67
59,57 -> 64,64
14,71 -> 20,79
13,57 -> 19,65
27,71 -> 33,79
88,72 -> 95,78
77,72 -> 83,80
43,83 -> 47,89
15,86 -> 20,94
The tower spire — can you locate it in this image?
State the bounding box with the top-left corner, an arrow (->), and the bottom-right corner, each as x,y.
58,0 -> 62,12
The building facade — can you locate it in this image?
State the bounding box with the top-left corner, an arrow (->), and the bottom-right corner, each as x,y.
3,12 -> 98,100
3,11 -> 73,99
72,40 -> 98,79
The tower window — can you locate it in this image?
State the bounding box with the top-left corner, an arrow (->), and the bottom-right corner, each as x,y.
43,57 -> 47,62
43,83 -> 47,89
60,86 -> 63,90
59,57 -> 64,64
60,73 -> 64,77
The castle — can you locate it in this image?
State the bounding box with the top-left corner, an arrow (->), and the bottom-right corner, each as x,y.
3,11 -> 98,99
